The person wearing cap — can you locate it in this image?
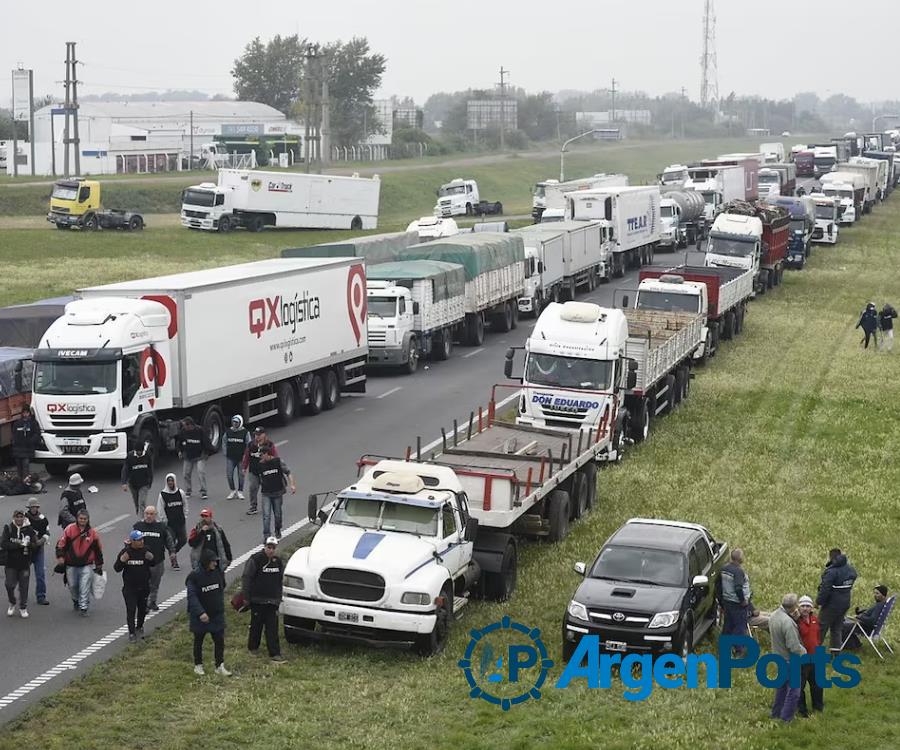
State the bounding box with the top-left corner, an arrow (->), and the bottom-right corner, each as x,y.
55,509 -> 103,616
241,428 -> 279,516
57,473 -> 87,529
178,417 -> 211,501
113,529 -> 157,642
258,444 -> 296,543
157,473 -> 187,570
133,506 -> 176,611
241,536 -> 286,663
25,498 -> 51,605
843,585 -> 890,647
224,415 -> 251,501
121,438 -> 154,516
796,595 -> 824,717
11,404 -> 40,480
2,509 -> 38,618
769,593 -> 806,722
188,509 -> 232,572
186,548 -> 231,676
856,302 -> 879,349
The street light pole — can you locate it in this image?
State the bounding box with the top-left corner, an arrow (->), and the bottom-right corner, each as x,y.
560,129 -> 600,182
872,114 -> 900,135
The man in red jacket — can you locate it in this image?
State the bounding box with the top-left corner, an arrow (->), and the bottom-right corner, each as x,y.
55,510 -> 104,616
797,595 -> 824,717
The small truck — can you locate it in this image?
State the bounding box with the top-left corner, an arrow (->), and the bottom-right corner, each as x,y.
47,179 -> 144,231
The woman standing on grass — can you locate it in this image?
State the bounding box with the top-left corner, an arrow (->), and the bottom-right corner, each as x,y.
856,302 -> 879,349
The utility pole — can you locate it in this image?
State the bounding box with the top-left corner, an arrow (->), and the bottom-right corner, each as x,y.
69,42 -> 81,175
498,66 -> 509,151
610,78 -> 618,127
680,86 -> 687,139
303,44 -> 320,173
189,110 -> 194,170
321,75 -> 330,166
63,44 -> 71,177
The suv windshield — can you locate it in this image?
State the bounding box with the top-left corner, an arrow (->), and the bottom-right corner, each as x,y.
636,290 -> 701,314
330,496 -> 438,537
591,545 -> 686,587
34,361 -> 117,395
182,189 -> 216,208
525,353 -> 611,390
708,235 -> 755,257
367,296 -> 397,318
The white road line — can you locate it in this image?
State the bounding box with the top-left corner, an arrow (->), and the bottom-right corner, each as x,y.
274,440 -> 289,447
463,349 -> 484,359
377,387 -> 402,399
95,514 -> 131,533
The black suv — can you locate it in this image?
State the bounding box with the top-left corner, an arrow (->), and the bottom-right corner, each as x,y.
562,518 -> 728,659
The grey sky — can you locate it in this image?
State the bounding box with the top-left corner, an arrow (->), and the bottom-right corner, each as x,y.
4,1 -> 899,108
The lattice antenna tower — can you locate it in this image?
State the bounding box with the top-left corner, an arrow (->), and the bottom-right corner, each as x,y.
700,0 -> 719,109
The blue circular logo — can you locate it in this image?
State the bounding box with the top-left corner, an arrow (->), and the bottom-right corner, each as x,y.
458,616 -> 553,711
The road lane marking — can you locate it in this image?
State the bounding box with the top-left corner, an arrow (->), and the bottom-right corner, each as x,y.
274,440 -> 289,447
463,349 -> 483,358
377,387 -> 402,399
95,514 -> 131,533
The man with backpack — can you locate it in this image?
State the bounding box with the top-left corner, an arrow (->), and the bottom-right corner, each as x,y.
58,473 -> 87,529
10,405 -> 40,481
257,444 -> 296,543
241,427 -> 280,516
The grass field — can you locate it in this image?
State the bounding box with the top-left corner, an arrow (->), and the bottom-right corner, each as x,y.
1,165 -> 899,748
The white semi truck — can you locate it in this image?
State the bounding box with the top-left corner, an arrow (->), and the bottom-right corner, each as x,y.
808,194 -> 841,244
433,178 -> 503,218
31,258 -> 368,475
513,226 -> 566,316
658,190 -> 707,250
180,169 -> 381,232
532,173 -> 629,221
684,165 -> 746,222
847,157 -> 888,203
820,172 -> 866,223
566,186 -> 662,278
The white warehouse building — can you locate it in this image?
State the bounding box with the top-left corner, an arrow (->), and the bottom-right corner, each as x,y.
21,100 -> 305,176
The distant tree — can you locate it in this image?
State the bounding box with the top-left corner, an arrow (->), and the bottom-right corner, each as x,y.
517,92 -> 560,141
793,91 -> 820,116
232,34 -> 307,114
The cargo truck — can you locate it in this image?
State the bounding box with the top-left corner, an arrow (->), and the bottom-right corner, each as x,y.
808,194 -> 841,245
658,190 -> 707,250
510,301 -> 704,450
513,226 -> 567,315
766,195 -> 816,260
703,156 -> 760,201
47,179 -> 145,231
0,349 -> 33,459
31,258 -> 368,475
862,151 -> 896,195
684,165 -> 746,222
794,151 -> 815,178
760,143 -> 786,163
532,174 -> 629,221
523,219 -> 610,296
757,168 -> 783,199
434,178 -> 503,218
285,412 -> 611,653
632,265 -> 754,362
180,169 -> 381,232
836,161 -> 879,212
820,173 -> 866,224
848,156 -> 888,203
566,186 -> 661,278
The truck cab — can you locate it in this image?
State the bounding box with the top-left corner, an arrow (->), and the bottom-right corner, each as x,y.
47,179 -> 102,228
705,214 -> 763,276
434,178 -> 479,217
181,182 -> 231,231
658,164 -> 689,188
633,276 -> 709,360
532,179 -> 559,220
366,281 -> 418,369
809,194 -> 841,245
757,168 -> 783,198
406,216 -> 459,240
820,173 -> 862,223
813,146 -> 838,178
31,298 -> 173,473
658,198 -> 683,248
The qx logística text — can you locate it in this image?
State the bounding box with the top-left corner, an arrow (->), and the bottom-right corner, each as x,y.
555,636 -> 862,702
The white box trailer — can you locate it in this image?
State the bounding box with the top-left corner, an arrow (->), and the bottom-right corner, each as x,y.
513,226 -> 567,315
838,162 -> 880,212
532,173 -> 630,220
181,169 -> 381,232
32,258 -> 368,471
567,186 -> 661,279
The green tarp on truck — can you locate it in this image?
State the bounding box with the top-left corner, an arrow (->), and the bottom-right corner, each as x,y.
281,231 -> 419,265
366,260 -> 466,302
399,233 -> 525,280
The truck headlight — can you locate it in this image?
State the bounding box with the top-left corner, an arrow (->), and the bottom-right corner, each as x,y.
567,600 -> 589,621
284,575 -> 305,590
99,435 -> 118,451
401,592 -> 430,605
648,610 -> 680,629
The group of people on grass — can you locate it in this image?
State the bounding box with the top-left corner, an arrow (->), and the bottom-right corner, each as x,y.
856,302 -> 897,350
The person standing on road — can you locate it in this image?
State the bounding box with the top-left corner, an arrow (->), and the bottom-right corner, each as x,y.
179,417 -> 210,501
121,439 -> 154,516
769,593 -> 806,723
2,509 -> 38,618
717,548 -> 754,651
55,509 -> 103,616
796,595 -> 824,717
113,529 -> 157,643
11,405 -> 40,481
25,498 -> 50,606
133,506 -> 175,611
157,473 -> 187,570
816,547 -> 858,652
186,548 -> 231,676
258,444 -> 296,543
57,473 -> 87,529
856,302 -> 879,349
188,509 -> 232,572
879,303 -> 897,352
241,536 -> 286,663
225,415 -> 250,501
241,427 -> 279,516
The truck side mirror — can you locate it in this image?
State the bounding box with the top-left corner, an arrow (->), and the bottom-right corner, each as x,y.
307,494 -> 319,523
464,517 -> 479,543
13,361 -> 23,392
622,295 -> 630,308
412,301 -> 420,315
626,359 -> 638,390
537,261 -> 544,274
691,575 -> 709,589
504,348 -> 515,379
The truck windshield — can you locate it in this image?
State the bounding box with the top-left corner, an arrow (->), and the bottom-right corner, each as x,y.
814,158 -> 835,169
815,205 -> 835,219
439,185 -> 466,197
33,361 -> 117,395
533,185 -> 546,198
590,545 -> 686,587
367,297 -> 397,318
759,174 -> 779,184
182,189 -> 216,208
790,219 -> 807,233
51,184 -> 78,201
636,291 -> 700,314
525,353 -> 611,390
659,205 -> 674,218
330,496 -> 438,537
701,192 -> 716,205
707,234 -> 755,257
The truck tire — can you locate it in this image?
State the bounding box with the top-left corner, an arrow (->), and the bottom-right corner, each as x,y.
493,303 -> 513,333
127,216 -> 144,231
661,374 -> 677,415
494,202 -> 503,215
305,374 -> 324,415
44,461 -> 70,478
722,311 -> 735,341
276,382 -> 297,424
673,367 -> 686,406
568,470 -> 590,522
217,216 -> 232,233
766,269 -> 774,290
582,462 -> 597,511
510,301 -> 519,329
680,367 -> 691,401
465,314 -> 484,346
350,216 -> 363,231
547,490 -> 570,543
137,425 -> 159,457
83,214 -> 99,231
404,336 -> 420,375
55,224 -> 70,230
200,405 -> 225,453
482,542 -> 517,602
434,330 -> 452,361
322,370 -> 340,410
629,401 -> 650,443
414,584 -> 453,656
756,273 -> 767,295
247,215 -> 264,233
735,305 -> 745,335
465,203 -> 473,216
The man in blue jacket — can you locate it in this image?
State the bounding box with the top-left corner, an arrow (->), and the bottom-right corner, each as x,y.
816,548 -> 858,651
186,548 -> 231,676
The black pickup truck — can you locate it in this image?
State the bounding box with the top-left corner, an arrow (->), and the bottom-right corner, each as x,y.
562,518 -> 728,659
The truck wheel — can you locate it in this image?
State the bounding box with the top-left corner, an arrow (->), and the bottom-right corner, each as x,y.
661,374 -> 677,415
756,273 -> 767,296
735,305 -> 745,334
568,471 -> 589,522
465,203 -> 473,216
629,401 -> 649,443
466,314 -> 484,346
582,462 -> 598,511
217,216 -> 232,233
138,425 -> 159,457
510,302 -> 519,329
766,269 -> 774,290
44,461 -> 70,478
350,216 -> 363,231
722,311 -> 735,341
83,214 -> 99,231
201,406 -> 225,453
493,303 -> 513,333
247,215 -> 264,233
673,368 -> 686,406
305,374 -> 324,415
404,337 -> 420,375
276,382 -> 297,424
483,542 -> 517,602
680,367 -> 691,401
322,370 -> 340,410
434,331 -> 452,361
414,584 -> 453,656
547,490 -> 570,543
127,216 -> 144,231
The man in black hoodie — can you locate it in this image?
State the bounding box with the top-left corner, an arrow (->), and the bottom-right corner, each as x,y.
241,536 -> 286,662
2,510 -> 38,618
816,548 -> 858,651
121,439 -> 154,516
179,417 -> 209,501
11,405 -> 40,480
114,529 -> 157,642
186,548 -> 231,676
157,473 -> 187,570
25,498 -> 50,605
133,506 -> 175,611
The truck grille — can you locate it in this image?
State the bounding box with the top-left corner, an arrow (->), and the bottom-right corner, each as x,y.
318,568 -> 385,602
541,405 -> 589,421
49,414 -> 96,428
588,607 -> 652,628
368,331 -> 387,345
812,227 -> 824,239
183,210 -> 208,219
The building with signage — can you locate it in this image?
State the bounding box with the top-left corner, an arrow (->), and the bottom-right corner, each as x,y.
20,100 -> 304,176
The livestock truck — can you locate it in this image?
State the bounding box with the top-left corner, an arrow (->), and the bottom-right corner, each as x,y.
684,165 -> 747,222
532,173 -> 629,221
513,226 -> 567,315
820,172 -> 866,223
31,258 -> 368,475
566,186 -> 662,278
510,301 -> 704,450
285,411 -> 610,653
633,264 -> 754,362
658,190 -> 706,250
181,169 -> 381,232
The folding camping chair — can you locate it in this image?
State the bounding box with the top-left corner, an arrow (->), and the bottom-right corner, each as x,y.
841,595 -> 896,659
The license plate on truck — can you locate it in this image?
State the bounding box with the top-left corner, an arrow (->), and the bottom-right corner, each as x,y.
605,640 -> 627,652
338,611 -> 359,623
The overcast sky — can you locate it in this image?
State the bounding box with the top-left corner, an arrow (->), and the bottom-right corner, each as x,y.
4,1 -> 899,108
